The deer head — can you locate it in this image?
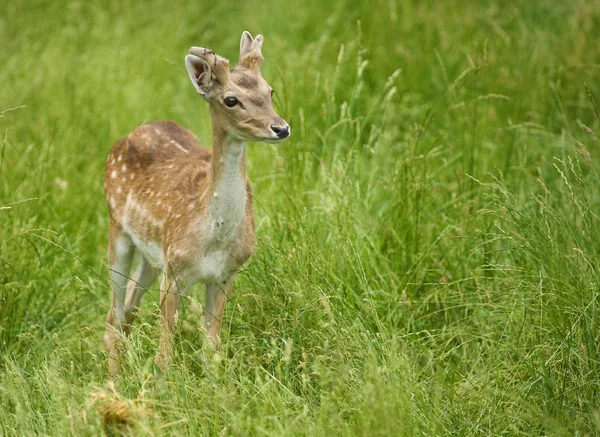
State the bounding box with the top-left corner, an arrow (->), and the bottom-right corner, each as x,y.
185,31 -> 290,143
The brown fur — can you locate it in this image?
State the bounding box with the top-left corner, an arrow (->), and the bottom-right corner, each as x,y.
104,121 -> 255,272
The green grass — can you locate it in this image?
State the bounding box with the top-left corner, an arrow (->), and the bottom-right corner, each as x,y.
2,0 -> 600,435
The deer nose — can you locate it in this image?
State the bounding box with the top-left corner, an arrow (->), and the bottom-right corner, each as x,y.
271,124 -> 290,139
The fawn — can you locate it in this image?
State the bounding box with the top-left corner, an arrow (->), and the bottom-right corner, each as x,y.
103,31 -> 290,373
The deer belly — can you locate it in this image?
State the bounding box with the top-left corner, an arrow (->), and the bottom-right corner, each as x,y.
133,238 -> 164,268
122,221 -> 164,267
121,196 -> 166,268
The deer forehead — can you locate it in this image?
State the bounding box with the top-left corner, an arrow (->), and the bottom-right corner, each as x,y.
226,70 -> 270,95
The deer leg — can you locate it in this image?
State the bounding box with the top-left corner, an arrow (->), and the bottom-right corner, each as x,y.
124,258 -> 158,328
104,225 -> 134,374
204,276 -> 234,346
154,271 -> 184,370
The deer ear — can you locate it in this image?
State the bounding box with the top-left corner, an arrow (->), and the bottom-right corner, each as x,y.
185,55 -> 212,98
240,31 -> 254,59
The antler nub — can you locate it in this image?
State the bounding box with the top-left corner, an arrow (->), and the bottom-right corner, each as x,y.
251,34 -> 264,52
189,47 -> 230,82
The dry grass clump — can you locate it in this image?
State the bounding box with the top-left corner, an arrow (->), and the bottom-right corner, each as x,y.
90,381 -> 151,433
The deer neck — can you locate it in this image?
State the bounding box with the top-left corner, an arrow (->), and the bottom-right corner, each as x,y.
205,117 -> 247,242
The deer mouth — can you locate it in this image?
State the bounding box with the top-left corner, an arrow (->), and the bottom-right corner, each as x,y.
263,136 -> 290,144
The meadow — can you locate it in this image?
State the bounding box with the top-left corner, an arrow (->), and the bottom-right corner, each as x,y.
1,0 -> 600,435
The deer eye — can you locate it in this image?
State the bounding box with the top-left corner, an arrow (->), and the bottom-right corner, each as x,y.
224,96 -> 238,107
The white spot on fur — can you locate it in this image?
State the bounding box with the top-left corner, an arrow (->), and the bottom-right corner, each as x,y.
111,170 -> 117,179
117,187 -> 122,194
169,139 -> 189,154
130,174 -> 135,180
122,164 -> 127,171
117,154 -> 122,162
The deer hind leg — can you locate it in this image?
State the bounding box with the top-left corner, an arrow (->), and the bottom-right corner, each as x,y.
104,224 -> 134,374
124,257 -> 158,328
204,275 -> 234,346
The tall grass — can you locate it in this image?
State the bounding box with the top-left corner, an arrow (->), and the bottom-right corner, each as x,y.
1,0 -> 600,435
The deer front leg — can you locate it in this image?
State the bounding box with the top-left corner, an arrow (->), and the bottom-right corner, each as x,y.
204,276 -> 234,346
154,272 -> 183,370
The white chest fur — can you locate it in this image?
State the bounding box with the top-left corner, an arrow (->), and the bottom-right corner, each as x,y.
206,140 -> 247,243
192,141 -> 247,283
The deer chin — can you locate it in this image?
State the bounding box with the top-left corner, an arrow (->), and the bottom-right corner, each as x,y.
262,137 -> 289,144
230,131 -> 289,144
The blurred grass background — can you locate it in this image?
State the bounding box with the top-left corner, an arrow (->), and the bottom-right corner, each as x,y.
1,0 -> 600,435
